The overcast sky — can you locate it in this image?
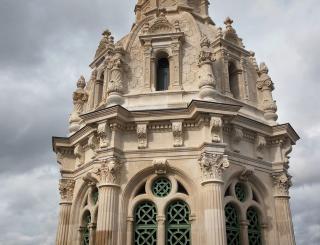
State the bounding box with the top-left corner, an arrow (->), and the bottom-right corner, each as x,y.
0,0 -> 319,244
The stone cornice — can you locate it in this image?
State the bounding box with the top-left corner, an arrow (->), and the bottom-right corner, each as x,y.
212,38 -> 251,56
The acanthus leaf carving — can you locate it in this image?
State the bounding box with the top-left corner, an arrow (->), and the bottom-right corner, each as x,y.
198,153 -> 230,181
272,171 -> 292,197
96,157 -> 122,185
59,179 -> 75,202
137,123 -> 148,149
172,121 -> 183,147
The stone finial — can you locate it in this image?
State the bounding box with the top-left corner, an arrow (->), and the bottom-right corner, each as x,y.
224,17 -> 234,27
94,29 -> 114,59
77,76 -> 86,89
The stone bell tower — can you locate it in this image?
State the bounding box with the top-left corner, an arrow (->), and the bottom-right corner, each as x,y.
53,1 -> 299,245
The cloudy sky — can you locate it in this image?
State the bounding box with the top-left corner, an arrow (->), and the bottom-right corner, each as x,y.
0,0 -> 319,244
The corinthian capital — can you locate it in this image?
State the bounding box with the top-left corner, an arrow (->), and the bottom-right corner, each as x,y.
96,157 -> 122,185
272,171 -> 292,197
59,179 -> 75,202
198,153 -> 230,181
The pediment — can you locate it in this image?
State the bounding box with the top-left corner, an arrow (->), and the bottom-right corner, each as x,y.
148,14 -> 174,34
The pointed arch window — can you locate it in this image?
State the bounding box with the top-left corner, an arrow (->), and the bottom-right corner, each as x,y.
225,203 -> 240,245
247,207 -> 262,245
156,56 -> 170,91
134,202 -> 157,245
166,200 -> 191,245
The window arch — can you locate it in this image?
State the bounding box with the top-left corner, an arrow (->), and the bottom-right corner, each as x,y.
224,179 -> 265,245
247,207 -> 262,245
166,200 -> 191,245
228,62 -> 240,99
134,202 -> 157,245
156,54 -> 170,91
225,203 -> 240,245
129,174 -> 193,245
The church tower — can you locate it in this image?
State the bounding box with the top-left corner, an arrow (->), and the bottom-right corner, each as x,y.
53,1 -> 299,245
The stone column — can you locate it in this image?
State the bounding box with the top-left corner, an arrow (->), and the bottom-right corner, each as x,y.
126,217 -> 134,245
157,215 -> 166,245
272,172 -> 296,245
95,157 -> 122,245
240,220 -> 249,245
56,179 -> 75,245
199,153 -> 230,245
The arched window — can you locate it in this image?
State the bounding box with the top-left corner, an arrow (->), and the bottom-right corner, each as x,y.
82,211 -> 91,245
156,56 -> 169,91
225,203 -> 240,245
224,180 -> 265,245
166,200 -> 191,245
228,62 -> 240,99
247,207 -> 262,245
134,202 -> 157,245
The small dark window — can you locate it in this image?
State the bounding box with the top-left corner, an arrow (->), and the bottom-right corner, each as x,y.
156,58 -> 169,91
228,62 -> 240,99
177,181 -> 188,195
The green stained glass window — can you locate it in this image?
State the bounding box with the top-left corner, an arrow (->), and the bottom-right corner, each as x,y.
235,183 -> 246,202
82,211 -> 91,245
166,200 -> 191,245
152,178 -> 171,197
247,207 -> 262,245
134,202 -> 157,245
225,203 -> 240,245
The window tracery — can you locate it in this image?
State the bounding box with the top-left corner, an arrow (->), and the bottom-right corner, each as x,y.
130,175 -> 192,245
224,179 -> 265,245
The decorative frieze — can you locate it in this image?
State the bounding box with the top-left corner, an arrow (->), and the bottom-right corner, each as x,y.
153,158 -> 169,175
96,157 -> 122,185
59,179 -> 75,202
137,123 -> 148,149
172,121 -> 183,147
210,116 -> 223,143
198,153 -> 230,181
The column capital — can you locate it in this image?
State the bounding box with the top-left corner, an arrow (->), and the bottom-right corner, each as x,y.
272,171 -> 292,197
59,179 -> 75,203
96,157 -> 123,186
199,153 -> 229,183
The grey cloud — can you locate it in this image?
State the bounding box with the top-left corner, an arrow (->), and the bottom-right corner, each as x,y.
0,0 -> 319,244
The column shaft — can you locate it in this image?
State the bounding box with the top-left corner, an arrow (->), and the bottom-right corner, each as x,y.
56,203 -> 72,245
96,186 -> 119,245
203,182 -> 227,245
275,197 -> 296,245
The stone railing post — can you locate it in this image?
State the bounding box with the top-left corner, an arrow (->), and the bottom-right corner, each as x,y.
199,152 -> 230,245
56,179 -> 75,245
272,171 -> 296,245
95,157 -> 122,245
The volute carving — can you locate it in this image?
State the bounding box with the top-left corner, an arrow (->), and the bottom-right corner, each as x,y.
97,121 -> 111,148
137,123 -> 148,149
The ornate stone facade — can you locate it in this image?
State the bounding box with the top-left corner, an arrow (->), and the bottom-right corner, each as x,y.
53,1 -> 299,245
